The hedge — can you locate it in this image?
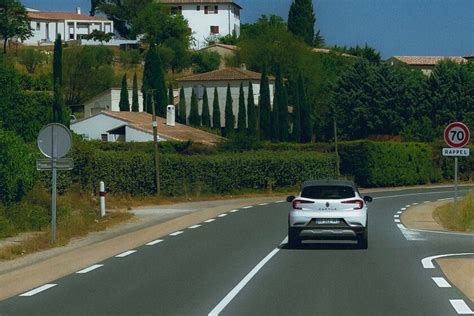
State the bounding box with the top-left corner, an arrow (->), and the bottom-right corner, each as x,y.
74,150 -> 336,196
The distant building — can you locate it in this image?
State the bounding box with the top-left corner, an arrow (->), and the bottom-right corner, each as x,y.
160,0 -> 242,49
24,7 -> 113,45
199,43 -> 237,68
311,48 -> 354,58
463,55 -> 474,62
176,66 -> 275,128
83,88 -> 144,118
388,56 -> 467,76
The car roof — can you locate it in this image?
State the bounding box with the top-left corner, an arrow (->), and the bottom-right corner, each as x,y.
301,180 -> 356,190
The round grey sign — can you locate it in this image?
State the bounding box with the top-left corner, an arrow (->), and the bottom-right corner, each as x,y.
37,123 -> 72,158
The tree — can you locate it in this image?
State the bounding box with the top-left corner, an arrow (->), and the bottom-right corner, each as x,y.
142,45 -> 167,116
259,64 -> 271,140
131,72 -> 139,112
290,78 -> 301,142
0,0 -> 31,54
188,88 -> 200,126
201,87 -> 211,128
52,35 -> 68,126
224,84 -> 234,136
178,87 -> 186,124
168,83 -> 173,107
192,50 -> 221,74
275,65 -> 289,141
299,73 -> 312,142
237,82 -> 246,131
119,74 -> 130,111
271,88 -> 279,141
18,47 -> 44,74
247,81 -> 257,136
212,87 -> 221,130
288,0 -> 316,46
83,30 -> 114,44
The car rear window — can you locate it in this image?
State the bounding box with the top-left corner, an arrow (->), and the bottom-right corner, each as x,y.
301,185 -> 355,199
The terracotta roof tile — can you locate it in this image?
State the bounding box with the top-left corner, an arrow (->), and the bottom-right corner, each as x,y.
202,43 -> 238,51
28,11 -> 109,21
392,56 -> 467,65
176,67 -> 274,82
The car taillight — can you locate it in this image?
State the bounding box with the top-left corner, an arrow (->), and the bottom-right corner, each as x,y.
292,199 -> 314,210
342,199 -> 364,210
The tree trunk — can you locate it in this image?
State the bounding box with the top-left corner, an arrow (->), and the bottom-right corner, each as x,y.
3,38 -> 8,54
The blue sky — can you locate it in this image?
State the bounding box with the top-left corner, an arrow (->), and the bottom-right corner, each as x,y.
22,0 -> 474,59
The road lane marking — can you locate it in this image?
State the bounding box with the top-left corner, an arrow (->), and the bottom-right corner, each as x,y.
242,206 -> 253,209
396,224 -> 425,240
394,214 -> 400,218
450,299 -> 474,314
412,203 -> 418,205
20,284 -> 57,297
258,203 -> 269,206
432,277 -> 451,288
275,200 -> 285,203
209,237 -> 286,316
76,264 -> 103,274
423,201 -> 430,204
230,209 -> 239,213
116,250 -> 137,258
438,198 -> 453,202
422,253 -> 474,269
409,228 -> 474,236
204,219 -> 216,223
218,214 -> 228,217
189,224 -> 201,229
394,219 -> 400,223
401,207 -> 407,211
397,211 -> 403,214
405,205 -> 411,208
372,189 -> 470,200
169,231 -> 183,236
146,239 -> 163,246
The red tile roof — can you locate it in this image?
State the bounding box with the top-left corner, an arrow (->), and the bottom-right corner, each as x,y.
28,11 -> 109,21
177,67 -> 274,82
391,56 -> 467,66
202,43 -> 238,51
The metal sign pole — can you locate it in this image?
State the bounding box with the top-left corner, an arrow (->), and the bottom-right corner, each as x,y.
454,157 -> 458,215
51,125 -> 57,244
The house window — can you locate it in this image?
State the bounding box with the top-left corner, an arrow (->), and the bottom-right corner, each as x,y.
214,6 -> 218,14
170,6 -> 182,15
69,33 -> 74,40
204,6 -> 218,14
210,26 -> 220,34
101,134 -> 108,142
197,5 -> 200,11
36,22 -> 40,30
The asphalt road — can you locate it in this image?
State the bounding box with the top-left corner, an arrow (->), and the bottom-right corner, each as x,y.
1,187 -> 473,315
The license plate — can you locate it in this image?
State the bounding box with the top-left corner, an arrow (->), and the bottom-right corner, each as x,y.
315,219 -> 340,225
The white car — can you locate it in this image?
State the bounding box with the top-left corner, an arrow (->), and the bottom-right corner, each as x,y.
287,180 -> 372,249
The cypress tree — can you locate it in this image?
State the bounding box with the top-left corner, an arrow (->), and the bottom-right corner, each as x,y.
168,84 -> 174,106
154,54 -> 167,117
237,82 -> 246,131
299,73 -> 312,142
271,88 -> 279,142
288,0 -> 316,46
178,86 -> 186,124
291,78 -> 301,142
224,83 -> 234,136
142,45 -> 167,116
247,81 -> 257,136
52,34 -> 68,125
259,64 -> 271,140
201,87 -> 211,128
132,72 -> 139,112
212,87 -> 221,130
189,88 -> 200,126
276,66 -> 289,141
119,74 -> 130,111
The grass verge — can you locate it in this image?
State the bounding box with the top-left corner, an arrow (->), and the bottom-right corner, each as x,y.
433,191 -> 474,232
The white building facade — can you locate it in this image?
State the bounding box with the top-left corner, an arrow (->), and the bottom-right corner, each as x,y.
83,88 -> 144,118
160,0 -> 241,49
25,8 -> 113,45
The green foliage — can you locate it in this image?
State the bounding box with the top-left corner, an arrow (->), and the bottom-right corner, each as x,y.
274,65 -> 289,141
224,84 -> 234,136
288,0 -> 316,46
119,74 -> 130,111
247,81 -> 257,136
188,88 -> 200,126
259,64 -> 271,140
218,32 -> 238,45
0,128 -> 37,205
299,73 -> 312,143
201,87 -> 211,128
83,30 -> 114,43
191,50 -> 221,74
19,73 -> 52,91
237,82 -> 246,131
332,44 -> 382,64
53,35 -> 69,126
120,49 -> 142,68
142,46 -> 167,116
178,86 -> 186,124
290,78 -> 301,142
0,0 -> 31,53
212,87 -> 221,129
132,72 -> 139,112
18,48 -> 45,74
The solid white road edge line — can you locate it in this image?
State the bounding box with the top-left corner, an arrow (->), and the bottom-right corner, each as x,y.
146,239 -> 163,246
449,299 -> 474,315
422,253 -> 474,269
189,224 -> 201,229
20,284 -> 57,297
204,219 -> 216,223
169,231 -> 183,236
218,214 -> 228,217
373,189 -> 470,200
275,200 -> 285,203
76,264 -> 104,274
409,228 -> 474,236
115,250 -> 137,258
432,277 -> 451,288
208,237 -> 286,316
259,203 -> 269,206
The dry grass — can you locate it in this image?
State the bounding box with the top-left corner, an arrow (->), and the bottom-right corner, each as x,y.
433,191 -> 474,232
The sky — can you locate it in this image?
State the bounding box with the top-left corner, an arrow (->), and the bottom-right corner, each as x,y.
21,0 -> 474,59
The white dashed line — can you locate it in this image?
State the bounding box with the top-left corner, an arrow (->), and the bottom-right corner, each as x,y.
401,208 -> 407,211
146,239 -> 163,246
405,205 -> 411,208
423,201 -> 431,204
116,250 -> 137,258
258,203 -> 269,206
189,224 -> 201,229
275,200 -> 285,203
438,198 -> 453,202
20,284 -> 57,297
242,206 -> 253,209
204,219 -> 216,223
76,264 -> 103,274
230,209 -> 239,213
397,211 -> 403,214
422,253 -> 474,269
394,219 -> 400,223
450,299 -> 474,314
412,203 -> 418,205
169,231 -> 183,236
394,214 -> 400,218
218,214 -> 228,217
432,277 -> 451,288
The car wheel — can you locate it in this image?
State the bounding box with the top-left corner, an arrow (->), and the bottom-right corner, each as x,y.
358,227 -> 368,249
288,227 -> 300,249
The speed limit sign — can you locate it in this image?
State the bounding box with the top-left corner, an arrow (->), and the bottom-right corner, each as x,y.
444,122 -> 470,148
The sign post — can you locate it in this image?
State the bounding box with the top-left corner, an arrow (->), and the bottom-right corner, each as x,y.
37,123 -> 73,243
442,122 -> 470,214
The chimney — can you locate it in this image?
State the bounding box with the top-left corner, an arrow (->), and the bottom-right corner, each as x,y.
166,105 -> 176,126
76,7 -> 81,15
240,63 -> 247,70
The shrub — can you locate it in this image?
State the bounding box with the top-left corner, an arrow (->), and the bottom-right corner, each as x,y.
18,48 -> 45,74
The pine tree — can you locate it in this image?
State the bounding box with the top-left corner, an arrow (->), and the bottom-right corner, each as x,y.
119,74 -> 130,111
299,73 -> 312,142
201,87 -> 211,128
288,0 -> 316,46
276,66 -> 289,141
52,34 -> 68,126
178,86 -> 186,124
247,81 -> 257,136
237,82 -> 246,131
259,64 -> 271,140
212,87 -> 221,130
189,88 -> 200,126
131,72 -> 139,112
224,83 -> 234,136
290,78 -> 301,142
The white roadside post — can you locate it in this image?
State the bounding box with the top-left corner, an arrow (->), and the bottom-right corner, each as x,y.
100,181 -> 106,217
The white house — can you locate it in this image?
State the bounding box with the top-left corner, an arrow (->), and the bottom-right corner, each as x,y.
176,66 -> 275,128
24,8 -> 113,45
160,0 -> 241,49
388,56 -> 467,76
83,88 -> 144,118
71,111 -> 224,144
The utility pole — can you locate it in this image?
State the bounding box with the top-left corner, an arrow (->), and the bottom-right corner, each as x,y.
149,90 -> 161,195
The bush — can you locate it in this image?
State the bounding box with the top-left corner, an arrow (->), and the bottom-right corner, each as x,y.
431,142 -> 473,181
191,50 -> 221,74
18,48 -> 45,74
120,49 -> 142,68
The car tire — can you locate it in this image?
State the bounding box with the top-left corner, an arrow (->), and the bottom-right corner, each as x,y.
358,227 -> 368,249
288,227 -> 300,249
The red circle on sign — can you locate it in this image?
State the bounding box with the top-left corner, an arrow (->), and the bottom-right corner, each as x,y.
444,122 -> 470,148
